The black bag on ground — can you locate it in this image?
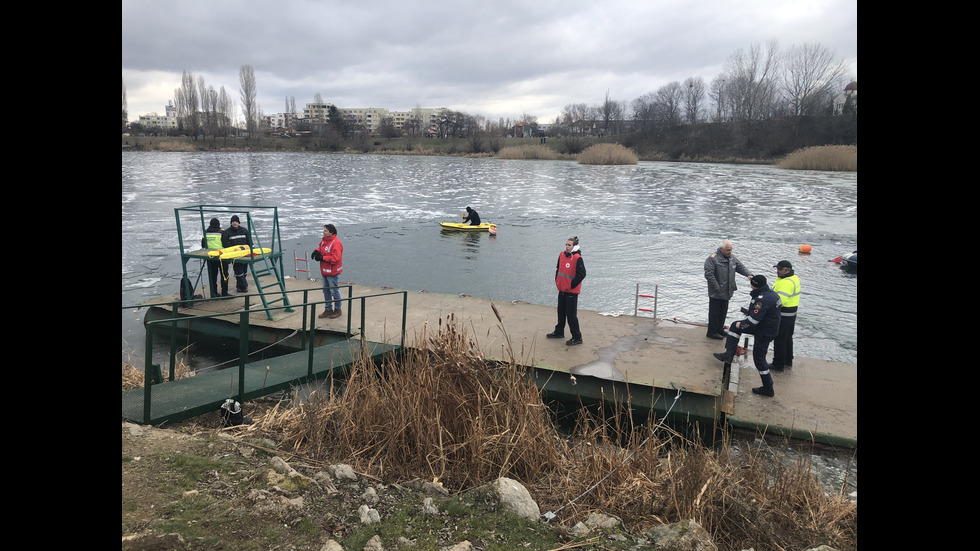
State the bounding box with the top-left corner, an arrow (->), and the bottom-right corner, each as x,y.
219,399 -> 252,427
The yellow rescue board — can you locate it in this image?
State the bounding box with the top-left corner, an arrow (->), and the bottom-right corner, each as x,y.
221,247 -> 271,260
207,245 -> 249,258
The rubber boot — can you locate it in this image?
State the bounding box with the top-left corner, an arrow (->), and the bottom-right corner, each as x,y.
713,349 -> 736,363
752,372 -> 775,397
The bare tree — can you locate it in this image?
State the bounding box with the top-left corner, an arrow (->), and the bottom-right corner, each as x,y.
725,41 -> 781,121
598,90 -> 624,135
174,71 -> 200,136
655,82 -> 684,128
631,92 -> 657,133
708,75 -> 730,122
122,75 -> 128,132
218,86 -> 233,138
782,43 -> 849,117
285,96 -> 296,132
683,77 -> 707,124
239,65 -> 258,139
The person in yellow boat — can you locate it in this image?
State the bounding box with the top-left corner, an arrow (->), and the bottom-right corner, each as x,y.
462,206 -> 481,225
222,215 -> 252,293
200,218 -> 229,297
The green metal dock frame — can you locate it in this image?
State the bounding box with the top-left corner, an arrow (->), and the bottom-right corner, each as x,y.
174,205 -> 292,320
123,288 -> 409,426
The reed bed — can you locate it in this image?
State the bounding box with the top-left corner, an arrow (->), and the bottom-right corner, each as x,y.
494,144 -> 560,160
777,145 -> 857,171
577,143 -> 639,165
122,359 -> 194,391
248,315 -> 856,549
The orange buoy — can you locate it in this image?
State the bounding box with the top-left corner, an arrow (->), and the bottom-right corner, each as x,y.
798,244 -> 812,254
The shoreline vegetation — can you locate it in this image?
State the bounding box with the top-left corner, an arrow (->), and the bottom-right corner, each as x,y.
122,134 -> 857,172
122,315 -> 857,550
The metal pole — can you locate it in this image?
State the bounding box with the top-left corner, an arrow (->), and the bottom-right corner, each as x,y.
654,284 -> 658,319
634,282 -> 640,316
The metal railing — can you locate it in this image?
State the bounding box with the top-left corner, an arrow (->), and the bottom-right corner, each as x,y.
128,285 -> 408,424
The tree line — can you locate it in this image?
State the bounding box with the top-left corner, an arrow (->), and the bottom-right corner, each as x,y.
123,41 -> 855,143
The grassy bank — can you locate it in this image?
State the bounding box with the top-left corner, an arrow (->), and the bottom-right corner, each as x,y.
122,314 -> 856,550
122,134 -> 858,171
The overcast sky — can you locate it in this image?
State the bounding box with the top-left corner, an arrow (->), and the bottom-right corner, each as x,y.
122,0 -> 857,125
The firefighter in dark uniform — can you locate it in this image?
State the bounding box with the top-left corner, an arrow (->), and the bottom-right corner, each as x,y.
713,274 -> 782,397
222,215 -> 252,293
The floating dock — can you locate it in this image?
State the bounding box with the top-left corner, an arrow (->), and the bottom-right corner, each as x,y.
129,279 -> 856,448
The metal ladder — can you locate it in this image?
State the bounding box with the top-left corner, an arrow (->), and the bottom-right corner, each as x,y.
244,212 -> 292,320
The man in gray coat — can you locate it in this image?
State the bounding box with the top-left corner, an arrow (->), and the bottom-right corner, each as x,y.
704,240 -> 753,340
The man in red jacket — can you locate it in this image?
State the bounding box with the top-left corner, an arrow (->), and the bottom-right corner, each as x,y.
312,224 -> 344,319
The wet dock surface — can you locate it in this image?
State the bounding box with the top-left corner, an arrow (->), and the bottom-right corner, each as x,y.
144,278 -> 857,447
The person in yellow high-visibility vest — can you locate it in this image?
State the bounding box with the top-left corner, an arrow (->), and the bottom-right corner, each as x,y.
200,218 -> 229,297
771,260 -> 801,371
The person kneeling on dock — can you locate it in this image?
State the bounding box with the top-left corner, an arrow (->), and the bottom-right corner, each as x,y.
713,274 -> 781,397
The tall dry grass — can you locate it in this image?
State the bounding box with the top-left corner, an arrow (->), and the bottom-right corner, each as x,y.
777,145 -> 857,171
577,143 -> 639,165
122,359 -> 194,390
250,314 -> 856,549
495,144 -> 560,160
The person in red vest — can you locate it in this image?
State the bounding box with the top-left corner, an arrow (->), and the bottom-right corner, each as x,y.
546,236 -> 587,346
312,223 -> 344,318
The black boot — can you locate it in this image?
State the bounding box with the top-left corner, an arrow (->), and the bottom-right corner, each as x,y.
713,350 -> 735,363
752,385 -> 775,397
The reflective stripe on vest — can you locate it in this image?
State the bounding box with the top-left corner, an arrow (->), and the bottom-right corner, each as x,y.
205,233 -> 223,249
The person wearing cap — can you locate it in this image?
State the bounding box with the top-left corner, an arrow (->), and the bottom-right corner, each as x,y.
771,260 -> 801,371
703,240 -> 754,339
712,274 -> 782,397
200,218 -> 229,297
462,206 -> 481,226
221,215 -> 252,293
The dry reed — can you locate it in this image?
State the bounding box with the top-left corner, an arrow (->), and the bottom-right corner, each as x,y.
776,145 -> 857,171
136,314 -> 856,548
495,144 -> 560,160
122,359 -> 194,390
576,143 -> 639,165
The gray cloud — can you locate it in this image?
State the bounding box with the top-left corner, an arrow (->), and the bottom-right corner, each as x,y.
122,0 -> 857,123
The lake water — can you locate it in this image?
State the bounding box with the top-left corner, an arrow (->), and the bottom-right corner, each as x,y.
122,152 -> 857,367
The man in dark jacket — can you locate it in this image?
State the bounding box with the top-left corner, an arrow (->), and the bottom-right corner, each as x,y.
713,274 -> 781,397
463,206 -> 481,225
703,240 -> 753,339
222,215 -> 252,293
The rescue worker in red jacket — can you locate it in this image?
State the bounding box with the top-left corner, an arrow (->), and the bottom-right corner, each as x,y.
546,236 -> 586,346
311,224 -> 344,319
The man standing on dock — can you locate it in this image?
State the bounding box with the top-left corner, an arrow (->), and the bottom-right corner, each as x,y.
713,274 -> 781,397
313,223 -> 344,319
222,215 -> 252,293
201,218 -> 229,297
770,260 -> 801,372
704,240 -> 753,340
